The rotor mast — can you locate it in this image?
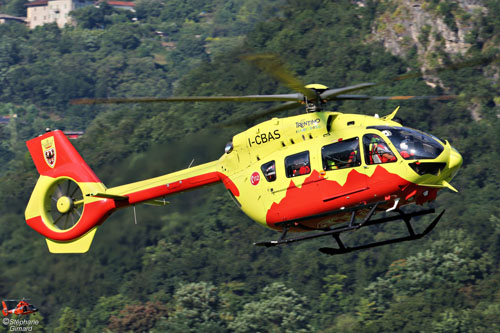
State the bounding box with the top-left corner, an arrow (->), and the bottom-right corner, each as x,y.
304,84 -> 329,112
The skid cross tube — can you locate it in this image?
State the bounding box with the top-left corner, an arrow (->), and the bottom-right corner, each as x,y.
254,205 -> 444,254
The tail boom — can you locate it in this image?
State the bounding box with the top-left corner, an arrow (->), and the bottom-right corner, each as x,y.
104,163 -> 237,205
25,130 -> 235,252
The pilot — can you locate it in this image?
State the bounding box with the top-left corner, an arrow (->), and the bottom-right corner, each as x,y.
369,137 -> 396,164
325,149 -> 357,170
346,149 -> 357,167
399,139 -> 415,159
293,162 -> 310,176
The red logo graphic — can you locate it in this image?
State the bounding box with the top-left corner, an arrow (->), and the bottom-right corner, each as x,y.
250,172 -> 260,186
41,136 -> 56,168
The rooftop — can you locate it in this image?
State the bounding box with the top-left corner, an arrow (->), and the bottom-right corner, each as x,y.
25,0 -> 49,7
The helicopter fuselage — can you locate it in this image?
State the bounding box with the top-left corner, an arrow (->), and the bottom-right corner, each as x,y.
220,111 -> 462,231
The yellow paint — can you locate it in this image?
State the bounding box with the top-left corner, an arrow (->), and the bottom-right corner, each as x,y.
56,196 -> 72,214
382,106 -> 400,121
305,83 -> 329,90
25,175 -> 107,232
106,160 -> 220,196
442,180 -> 458,192
45,227 -> 98,253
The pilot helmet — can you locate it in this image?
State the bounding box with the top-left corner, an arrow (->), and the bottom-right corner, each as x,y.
400,139 -> 413,151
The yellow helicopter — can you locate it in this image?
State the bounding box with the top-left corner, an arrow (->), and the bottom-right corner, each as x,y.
24,55 -> 463,254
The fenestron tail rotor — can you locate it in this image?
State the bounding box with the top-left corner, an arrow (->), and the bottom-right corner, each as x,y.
26,130 -> 114,253
47,179 -> 84,230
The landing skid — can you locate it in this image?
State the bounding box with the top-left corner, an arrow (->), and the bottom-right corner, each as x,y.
254,203 -> 445,255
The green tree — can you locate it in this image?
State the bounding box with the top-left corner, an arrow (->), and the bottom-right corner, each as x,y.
55,307 -> 79,333
319,274 -> 349,313
161,282 -> 227,332
365,229 -> 492,309
70,3 -> 116,29
84,294 -> 130,331
432,310 -> 473,333
229,282 -> 311,333
2,0 -> 26,16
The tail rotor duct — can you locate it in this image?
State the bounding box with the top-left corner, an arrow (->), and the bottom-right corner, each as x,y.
47,179 -> 84,230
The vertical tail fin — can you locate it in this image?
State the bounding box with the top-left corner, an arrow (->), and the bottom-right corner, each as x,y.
25,130 -> 116,253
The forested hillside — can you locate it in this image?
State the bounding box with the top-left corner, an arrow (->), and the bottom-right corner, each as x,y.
0,0 -> 499,331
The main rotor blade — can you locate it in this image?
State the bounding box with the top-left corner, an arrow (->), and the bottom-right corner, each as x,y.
320,83 -> 377,101
332,94 -> 458,101
70,94 -> 304,105
241,54 -> 318,100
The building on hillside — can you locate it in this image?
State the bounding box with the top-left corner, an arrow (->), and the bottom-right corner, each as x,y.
25,0 -> 93,29
0,14 -> 27,24
25,0 -> 135,29
63,130 -> 84,139
0,114 -> 17,124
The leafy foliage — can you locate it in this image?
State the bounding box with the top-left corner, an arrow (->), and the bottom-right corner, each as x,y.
0,0 -> 500,331
107,301 -> 168,332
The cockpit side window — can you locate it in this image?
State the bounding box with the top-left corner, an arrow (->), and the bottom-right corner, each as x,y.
322,138 -> 361,170
363,134 -> 397,165
261,161 -> 276,182
285,151 -> 311,178
367,126 -> 444,160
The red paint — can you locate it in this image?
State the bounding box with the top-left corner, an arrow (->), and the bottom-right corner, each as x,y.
250,172 -> 260,186
265,166 -> 437,231
26,130 -> 101,183
106,1 -> 135,7
125,172 -> 230,204
24,0 -> 48,6
220,174 -> 240,197
26,199 -> 116,241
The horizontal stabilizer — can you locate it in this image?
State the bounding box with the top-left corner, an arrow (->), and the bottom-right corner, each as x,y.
144,199 -> 170,206
88,192 -> 129,201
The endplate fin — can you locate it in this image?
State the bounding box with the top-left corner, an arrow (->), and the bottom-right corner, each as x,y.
45,227 -> 98,253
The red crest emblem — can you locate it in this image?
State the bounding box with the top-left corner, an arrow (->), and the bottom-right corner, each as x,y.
41,137 -> 56,168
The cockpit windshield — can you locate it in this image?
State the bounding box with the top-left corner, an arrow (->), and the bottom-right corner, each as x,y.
368,126 -> 444,160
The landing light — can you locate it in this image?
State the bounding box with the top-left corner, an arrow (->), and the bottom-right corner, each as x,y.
225,141 -> 233,154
